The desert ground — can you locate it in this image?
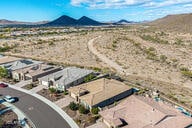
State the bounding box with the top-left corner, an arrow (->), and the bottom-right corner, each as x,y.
1,26 -> 192,108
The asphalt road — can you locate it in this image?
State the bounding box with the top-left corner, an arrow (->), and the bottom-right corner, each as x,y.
0,87 -> 71,128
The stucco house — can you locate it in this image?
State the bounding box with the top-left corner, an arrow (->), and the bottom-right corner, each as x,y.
68,78 -> 133,110
0,59 -> 43,78
99,95 -> 192,128
38,67 -> 94,91
12,64 -> 61,82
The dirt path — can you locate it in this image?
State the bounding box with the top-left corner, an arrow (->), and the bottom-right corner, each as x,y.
88,36 -> 129,76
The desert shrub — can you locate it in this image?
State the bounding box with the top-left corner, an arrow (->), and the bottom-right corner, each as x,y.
84,74 -> 95,83
140,34 -> 168,44
159,31 -> 166,36
180,67 -> 192,78
69,102 -> 78,111
160,55 -> 167,62
91,107 -> 100,115
181,70 -> 192,78
49,87 -> 56,94
79,105 -> 89,114
112,40 -> 118,48
145,47 -> 159,61
48,42 -> 55,45
174,38 -> 183,45
63,91 -> 68,95
0,45 -> 12,52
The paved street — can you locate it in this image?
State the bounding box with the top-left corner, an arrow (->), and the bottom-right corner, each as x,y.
0,87 -> 71,128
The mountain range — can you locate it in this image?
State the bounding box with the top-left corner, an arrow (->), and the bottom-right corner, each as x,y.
1,13 -> 192,30
46,15 -> 105,26
0,15 -> 135,26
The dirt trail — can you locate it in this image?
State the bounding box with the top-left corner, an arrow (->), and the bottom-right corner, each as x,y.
88,36 -> 129,76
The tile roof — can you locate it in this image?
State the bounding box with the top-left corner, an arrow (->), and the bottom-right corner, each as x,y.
99,95 -> 192,128
1,59 -> 43,71
39,67 -> 93,86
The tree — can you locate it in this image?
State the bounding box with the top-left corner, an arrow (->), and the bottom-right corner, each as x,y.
0,67 -> 8,78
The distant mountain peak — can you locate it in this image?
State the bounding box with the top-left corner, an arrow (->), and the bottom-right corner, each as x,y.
116,19 -> 134,24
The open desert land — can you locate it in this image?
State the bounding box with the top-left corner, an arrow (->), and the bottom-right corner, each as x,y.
94,27 -> 192,108
1,25 -> 192,109
1,28 -> 108,69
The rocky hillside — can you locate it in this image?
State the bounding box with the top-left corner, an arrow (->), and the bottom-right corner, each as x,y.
149,13 -> 192,33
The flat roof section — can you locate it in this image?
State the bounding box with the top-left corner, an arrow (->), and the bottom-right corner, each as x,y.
0,56 -> 21,65
68,78 -> 132,107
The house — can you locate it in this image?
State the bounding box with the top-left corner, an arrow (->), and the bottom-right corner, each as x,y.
99,95 -> 192,128
0,59 -> 43,78
0,56 -> 21,65
38,67 -> 94,91
68,78 -> 133,110
12,64 -> 62,82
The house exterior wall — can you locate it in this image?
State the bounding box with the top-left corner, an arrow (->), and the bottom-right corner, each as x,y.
12,72 -> 20,80
80,99 -> 92,110
40,80 -> 49,87
70,92 -> 77,99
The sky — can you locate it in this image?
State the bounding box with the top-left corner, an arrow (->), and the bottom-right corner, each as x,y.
0,0 -> 192,22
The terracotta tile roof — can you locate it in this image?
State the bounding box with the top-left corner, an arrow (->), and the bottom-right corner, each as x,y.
99,95 -> 192,128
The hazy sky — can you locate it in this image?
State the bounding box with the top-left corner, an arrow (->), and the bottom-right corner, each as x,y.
0,0 -> 192,22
